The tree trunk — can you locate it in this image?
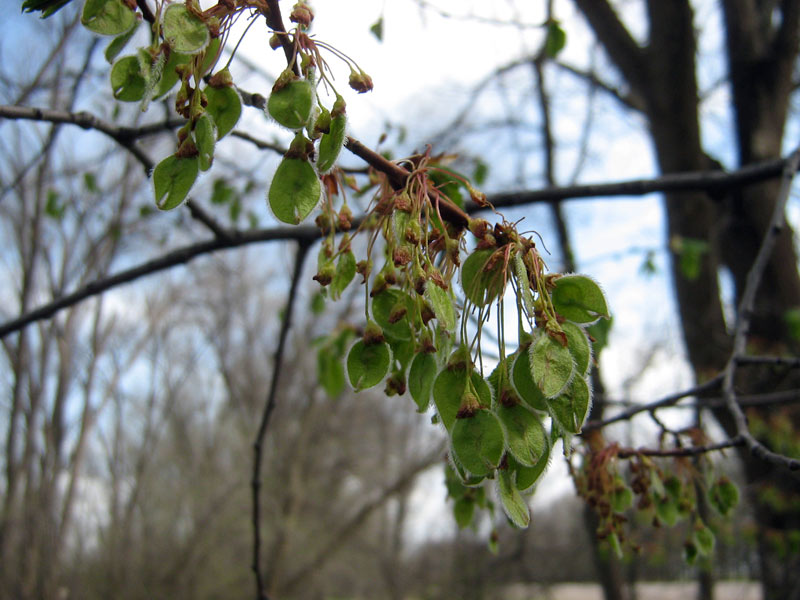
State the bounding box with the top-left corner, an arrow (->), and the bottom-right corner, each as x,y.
572,2 -> 800,598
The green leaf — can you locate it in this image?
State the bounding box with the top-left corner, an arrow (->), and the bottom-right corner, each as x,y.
104,22 -> 139,63
497,470 -> 530,528
317,344 -> 345,397
194,113 -> 216,172
22,0 -> 73,18
610,478 -> 633,513
586,317 -> 612,356
268,157 -> 320,224
671,236 -> 709,281
153,49 -> 191,98
608,532 -> 623,559
346,339 -> 391,391
461,248 -> 506,307
81,0 -> 136,36
162,3 -> 209,55
708,477 -> 739,517
451,410 -> 505,477
563,321 -> 591,375
471,372 -> 493,408
205,84 -> 242,139
329,250 -> 356,299
153,155 -> 199,211
317,112 -> 346,173
531,334 -> 574,398
511,350 -> 547,411
210,178 -> 235,205
453,497 -> 475,529
433,362 -> 469,431
495,403 -> 547,467
267,79 -> 314,130
509,447 -> 549,491
45,190 -> 65,220
408,352 -> 437,412
110,55 -> 146,102
546,375 -> 591,434
551,274 -> 610,323
310,291 -> 326,315
544,20 -> 567,58
655,494 -> 679,527
369,17 -> 383,41
684,541 -> 699,565
425,283 -> 456,332
371,289 -> 413,340
694,521 -> 715,556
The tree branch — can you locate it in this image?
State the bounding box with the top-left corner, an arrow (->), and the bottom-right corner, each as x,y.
251,240 -> 311,600
616,437 -> 745,459
1,153 -> 798,340
571,0 -> 648,93
721,146 -> 800,473
0,105 -> 230,238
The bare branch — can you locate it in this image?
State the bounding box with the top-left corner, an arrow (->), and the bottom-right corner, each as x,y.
1,152 -> 798,340
721,146 -> 800,473
0,105 -> 230,238
616,437 -> 745,459
251,241 -> 311,600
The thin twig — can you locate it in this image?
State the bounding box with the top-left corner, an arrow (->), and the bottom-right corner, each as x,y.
721,147 -> 800,473
251,241 -> 311,600
0,105 -> 230,238
616,437 -> 745,459
1,151 -> 799,339
583,375 -> 723,432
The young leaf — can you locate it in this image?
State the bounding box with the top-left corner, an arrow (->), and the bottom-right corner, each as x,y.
371,289 -> 413,340
610,478 -> 634,513
546,375 -> 591,434
346,339 -> 391,391
408,352 -> 437,412
205,84 -> 242,138
317,344 -> 345,397
153,49 -> 191,98
425,283 -> 456,333
495,403 -> 547,467
551,274 -> 610,323
104,23 -> 139,63
511,349 -> 547,411
153,155 -> 199,211
81,0 -> 136,36
329,250 -> 356,299
193,113 -> 216,172
268,157 -> 320,224
708,477 -> 739,516
433,364 -> 469,431
317,112 -> 346,173
497,469 -> 530,528
453,497 -> 475,529
562,321 -> 592,375
531,334 -> 574,398
461,248 -> 506,307
451,410 -> 505,477
162,3 -> 210,55
544,20 -> 567,58
694,522 -> 715,556
110,55 -> 146,101
471,372 -> 493,408
267,79 -> 314,130
509,446 -> 550,491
